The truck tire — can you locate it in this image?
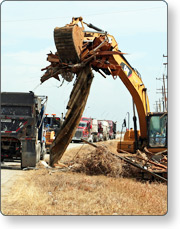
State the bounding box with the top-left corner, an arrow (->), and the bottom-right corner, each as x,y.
40,143 -> 46,160
89,139 -> 93,143
21,154 -> 25,170
93,136 -> 97,142
36,142 -> 41,163
40,150 -> 45,160
21,140 -> 38,169
88,135 -> 94,143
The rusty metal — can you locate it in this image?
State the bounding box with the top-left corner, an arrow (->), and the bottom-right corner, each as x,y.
136,155 -> 167,170
118,148 -> 167,177
40,26 -> 126,84
115,154 -> 167,182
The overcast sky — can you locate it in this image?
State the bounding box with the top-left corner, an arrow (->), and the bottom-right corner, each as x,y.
1,0 -> 167,130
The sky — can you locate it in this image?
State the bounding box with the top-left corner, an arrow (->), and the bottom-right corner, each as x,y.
1,0 -> 167,131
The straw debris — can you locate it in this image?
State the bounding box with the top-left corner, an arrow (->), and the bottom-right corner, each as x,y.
71,145 -> 122,177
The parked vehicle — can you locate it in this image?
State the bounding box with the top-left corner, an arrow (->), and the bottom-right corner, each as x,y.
72,117 -> 118,143
1,92 -> 47,169
90,119 -> 99,142
98,120 -> 110,141
72,117 -> 98,142
72,121 -> 90,142
107,120 -> 117,139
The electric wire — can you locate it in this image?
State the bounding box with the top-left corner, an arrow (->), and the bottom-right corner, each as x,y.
2,6 -> 166,23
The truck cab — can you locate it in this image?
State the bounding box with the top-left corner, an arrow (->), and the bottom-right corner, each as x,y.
72,121 -> 90,142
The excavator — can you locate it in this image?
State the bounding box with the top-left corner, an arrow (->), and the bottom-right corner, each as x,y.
40,17 -> 167,177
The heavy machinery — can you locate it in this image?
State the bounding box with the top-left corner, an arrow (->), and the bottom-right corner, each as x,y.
40,17 -> 167,173
44,114 -> 62,153
1,92 -> 47,169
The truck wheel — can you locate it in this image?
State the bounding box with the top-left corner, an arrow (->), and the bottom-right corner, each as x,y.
36,142 -> 41,163
40,149 -> 45,160
88,136 -> 93,143
21,154 -> 25,170
40,143 -> 46,160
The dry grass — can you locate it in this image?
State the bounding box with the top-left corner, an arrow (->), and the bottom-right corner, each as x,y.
1,140 -> 167,215
1,169 -> 167,215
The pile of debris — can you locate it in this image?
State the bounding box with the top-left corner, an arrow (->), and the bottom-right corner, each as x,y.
70,145 -> 123,178
68,140 -> 167,182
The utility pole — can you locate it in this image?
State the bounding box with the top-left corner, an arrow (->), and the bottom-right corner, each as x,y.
163,54 -> 168,66
159,98 -> 161,112
163,54 -> 168,111
156,79 -> 167,112
154,101 -> 159,112
156,54 -> 168,112
163,74 -> 167,111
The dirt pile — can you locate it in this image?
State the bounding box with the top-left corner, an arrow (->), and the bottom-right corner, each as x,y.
70,145 -> 123,178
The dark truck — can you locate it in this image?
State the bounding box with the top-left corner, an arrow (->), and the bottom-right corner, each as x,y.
1,92 -> 47,169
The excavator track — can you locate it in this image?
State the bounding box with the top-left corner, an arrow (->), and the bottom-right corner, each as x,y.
54,25 -> 84,64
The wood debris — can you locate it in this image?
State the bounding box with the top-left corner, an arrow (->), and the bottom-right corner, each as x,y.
49,66 -> 94,166
70,145 -> 122,178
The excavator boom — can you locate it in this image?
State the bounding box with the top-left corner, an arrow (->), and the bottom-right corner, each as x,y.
40,17 -> 167,167
42,17 -> 150,139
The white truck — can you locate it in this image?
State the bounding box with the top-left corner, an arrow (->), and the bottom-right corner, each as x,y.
98,120 -> 110,141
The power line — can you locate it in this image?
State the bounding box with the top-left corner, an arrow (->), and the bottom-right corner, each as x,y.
2,6 -> 166,23
2,15 -> 70,23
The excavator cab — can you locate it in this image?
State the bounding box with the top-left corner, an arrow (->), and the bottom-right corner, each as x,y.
147,112 -> 167,149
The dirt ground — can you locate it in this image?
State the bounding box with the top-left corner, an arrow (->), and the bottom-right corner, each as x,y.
1,140 -> 167,216
1,165 -> 24,215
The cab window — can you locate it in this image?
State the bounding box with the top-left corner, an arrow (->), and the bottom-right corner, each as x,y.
149,115 -> 167,147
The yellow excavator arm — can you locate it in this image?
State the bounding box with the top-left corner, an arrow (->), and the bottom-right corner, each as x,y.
42,17 -> 150,139
40,17 -> 167,165
87,32 -> 150,139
